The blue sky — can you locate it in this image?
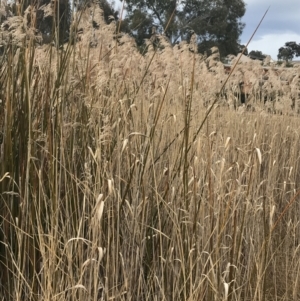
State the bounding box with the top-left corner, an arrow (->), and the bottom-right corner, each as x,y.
240,0 -> 300,60
113,0 -> 300,60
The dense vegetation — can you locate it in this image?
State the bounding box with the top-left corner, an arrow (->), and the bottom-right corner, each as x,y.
0,0 -> 246,57
121,0 -> 246,56
1,2 -> 300,301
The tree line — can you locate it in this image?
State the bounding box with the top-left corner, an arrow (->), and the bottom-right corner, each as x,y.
1,0 -> 247,57
2,0 -> 300,63
2,0 -> 299,62
248,42 -> 300,63
118,0 -> 246,57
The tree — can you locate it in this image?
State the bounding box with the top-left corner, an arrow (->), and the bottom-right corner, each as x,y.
278,41 -> 300,62
248,50 -> 266,60
93,0 -> 119,23
238,44 -> 248,55
121,0 -> 246,57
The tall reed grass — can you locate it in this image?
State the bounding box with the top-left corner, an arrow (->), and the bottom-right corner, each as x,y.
1,3 -> 300,301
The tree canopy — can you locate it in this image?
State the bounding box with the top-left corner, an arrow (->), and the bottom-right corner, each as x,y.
120,0 -> 246,57
248,50 -> 266,60
277,41 -> 300,62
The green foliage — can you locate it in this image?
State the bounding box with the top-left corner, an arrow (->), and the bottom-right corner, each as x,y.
121,9 -> 153,47
122,0 -> 246,57
99,0 -> 119,23
248,50 -> 266,60
278,47 -> 293,62
278,41 -> 300,62
238,43 -> 248,55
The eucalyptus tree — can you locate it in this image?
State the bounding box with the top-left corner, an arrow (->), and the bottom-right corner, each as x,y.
121,0 -> 246,57
278,41 -> 300,62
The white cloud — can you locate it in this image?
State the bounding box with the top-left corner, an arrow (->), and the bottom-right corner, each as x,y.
241,32 -> 300,60
113,0 -> 300,60
240,0 -> 300,60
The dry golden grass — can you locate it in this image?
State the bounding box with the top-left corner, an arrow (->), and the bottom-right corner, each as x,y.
1,3 -> 300,301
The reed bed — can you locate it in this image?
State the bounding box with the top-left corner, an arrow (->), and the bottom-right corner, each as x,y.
1,4 -> 300,301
